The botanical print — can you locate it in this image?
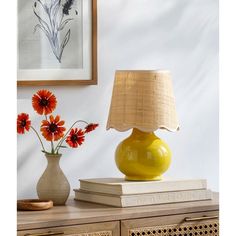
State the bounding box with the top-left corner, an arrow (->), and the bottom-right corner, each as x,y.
33,0 -> 78,63
18,0 -> 88,76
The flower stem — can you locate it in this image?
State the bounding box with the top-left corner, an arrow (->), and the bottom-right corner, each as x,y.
55,120 -> 88,153
30,126 -> 45,152
51,141 -> 55,154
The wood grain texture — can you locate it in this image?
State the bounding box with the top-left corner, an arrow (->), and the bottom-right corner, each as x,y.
17,193 -> 219,231
17,199 -> 53,211
17,0 -> 98,87
18,221 -> 119,236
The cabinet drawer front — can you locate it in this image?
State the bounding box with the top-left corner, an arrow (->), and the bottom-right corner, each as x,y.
18,221 -> 119,236
122,211 -> 219,236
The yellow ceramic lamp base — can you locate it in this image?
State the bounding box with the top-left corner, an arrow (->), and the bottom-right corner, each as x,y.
115,128 -> 171,181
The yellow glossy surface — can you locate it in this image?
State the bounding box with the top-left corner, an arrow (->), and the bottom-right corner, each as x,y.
115,128 -> 171,181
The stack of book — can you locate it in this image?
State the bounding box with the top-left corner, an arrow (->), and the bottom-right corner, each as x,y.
74,178 -> 212,207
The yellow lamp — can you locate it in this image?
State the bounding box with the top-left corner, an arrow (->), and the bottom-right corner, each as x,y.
107,70 -> 179,181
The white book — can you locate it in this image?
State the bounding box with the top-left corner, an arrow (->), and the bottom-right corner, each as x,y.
79,178 -> 207,195
74,189 -> 213,207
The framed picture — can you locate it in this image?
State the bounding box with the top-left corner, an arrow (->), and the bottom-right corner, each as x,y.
17,0 -> 97,86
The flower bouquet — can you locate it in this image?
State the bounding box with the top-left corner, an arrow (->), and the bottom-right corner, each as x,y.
17,89 -> 98,205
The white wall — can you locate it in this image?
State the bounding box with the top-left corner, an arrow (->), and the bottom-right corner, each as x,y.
17,0 -> 219,198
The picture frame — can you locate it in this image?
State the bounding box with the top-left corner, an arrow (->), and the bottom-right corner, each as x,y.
17,0 -> 97,86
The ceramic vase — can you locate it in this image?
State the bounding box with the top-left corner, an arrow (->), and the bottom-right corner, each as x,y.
36,154 -> 70,205
115,128 -> 171,181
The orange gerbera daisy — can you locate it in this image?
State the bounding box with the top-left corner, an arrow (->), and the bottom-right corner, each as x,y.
32,90 -> 57,115
66,128 -> 85,148
41,115 -> 66,141
85,123 -> 99,133
17,113 -> 31,134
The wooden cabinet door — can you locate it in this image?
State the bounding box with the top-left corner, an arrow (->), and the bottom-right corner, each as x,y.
18,221 -> 119,236
121,211 -> 219,236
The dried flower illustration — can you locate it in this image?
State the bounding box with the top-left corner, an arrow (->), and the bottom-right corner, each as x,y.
33,0 -> 78,63
63,0 -> 74,15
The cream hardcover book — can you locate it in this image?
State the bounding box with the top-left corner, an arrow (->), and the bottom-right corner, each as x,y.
79,178 -> 207,195
74,189 -> 212,207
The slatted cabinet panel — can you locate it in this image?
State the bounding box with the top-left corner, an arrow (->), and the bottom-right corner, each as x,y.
121,211 -> 219,236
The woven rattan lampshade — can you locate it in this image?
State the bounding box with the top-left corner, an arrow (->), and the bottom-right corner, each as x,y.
107,70 -> 179,132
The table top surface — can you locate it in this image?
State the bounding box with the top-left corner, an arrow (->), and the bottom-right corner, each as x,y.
17,193 -> 219,231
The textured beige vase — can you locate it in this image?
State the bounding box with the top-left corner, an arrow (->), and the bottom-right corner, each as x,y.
36,154 -> 70,205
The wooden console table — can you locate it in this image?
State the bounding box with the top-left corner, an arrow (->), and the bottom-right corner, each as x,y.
17,193 -> 219,236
